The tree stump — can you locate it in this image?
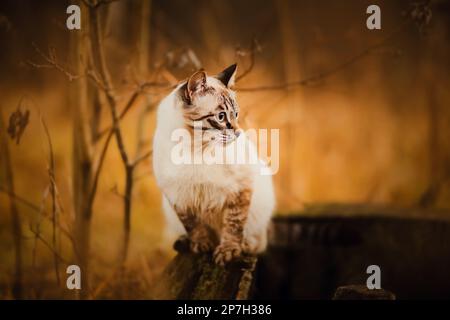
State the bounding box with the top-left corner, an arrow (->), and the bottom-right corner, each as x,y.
152,237 -> 257,299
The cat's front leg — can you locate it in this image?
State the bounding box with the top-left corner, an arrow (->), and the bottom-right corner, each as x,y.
173,205 -> 217,253
214,188 -> 252,266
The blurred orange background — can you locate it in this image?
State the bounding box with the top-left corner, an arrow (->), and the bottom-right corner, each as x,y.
0,0 -> 449,298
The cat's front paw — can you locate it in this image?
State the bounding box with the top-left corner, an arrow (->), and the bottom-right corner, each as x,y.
190,238 -> 215,253
189,225 -> 217,253
213,241 -> 242,266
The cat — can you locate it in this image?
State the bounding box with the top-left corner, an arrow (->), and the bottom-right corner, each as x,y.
152,64 -> 275,265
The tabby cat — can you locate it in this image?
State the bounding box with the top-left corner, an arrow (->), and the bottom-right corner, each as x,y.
153,64 -> 275,265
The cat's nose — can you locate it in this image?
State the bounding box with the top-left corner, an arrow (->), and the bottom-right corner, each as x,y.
226,122 -> 232,129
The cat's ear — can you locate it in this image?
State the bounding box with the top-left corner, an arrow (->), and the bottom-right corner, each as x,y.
185,69 -> 207,103
216,63 -> 237,88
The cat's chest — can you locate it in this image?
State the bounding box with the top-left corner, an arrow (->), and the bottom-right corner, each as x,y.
170,162 -> 243,187
172,164 -> 238,195
164,164 -> 246,210
172,174 -> 229,225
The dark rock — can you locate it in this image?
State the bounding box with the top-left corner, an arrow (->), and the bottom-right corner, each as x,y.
333,285 -> 396,300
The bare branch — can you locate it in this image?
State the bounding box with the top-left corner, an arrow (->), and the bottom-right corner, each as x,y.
86,3 -> 133,265
96,81 -> 167,139
39,113 -> 61,285
86,68 -> 109,93
235,38 -> 261,82
27,43 -> 81,82
0,186 -> 76,250
28,225 -> 69,265
132,149 -> 152,168
88,129 -> 113,212
236,21 -> 412,92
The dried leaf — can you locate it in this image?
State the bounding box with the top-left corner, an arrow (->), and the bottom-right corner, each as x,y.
409,1 -> 433,33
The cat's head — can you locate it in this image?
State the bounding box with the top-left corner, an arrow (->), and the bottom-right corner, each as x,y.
178,64 -> 241,144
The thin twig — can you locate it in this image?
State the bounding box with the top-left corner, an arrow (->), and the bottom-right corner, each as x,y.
132,149 -> 152,167
89,266 -> 121,299
27,43 -> 81,82
87,129 -> 113,211
39,114 -> 60,285
96,81 -> 166,138
0,186 -> 77,254
235,38 -> 261,82
28,225 -> 69,264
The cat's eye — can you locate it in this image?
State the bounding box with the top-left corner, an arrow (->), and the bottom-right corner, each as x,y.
217,112 -> 226,122
235,111 -> 239,119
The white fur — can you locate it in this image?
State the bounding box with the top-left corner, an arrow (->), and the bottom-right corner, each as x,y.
153,82 -> 275,253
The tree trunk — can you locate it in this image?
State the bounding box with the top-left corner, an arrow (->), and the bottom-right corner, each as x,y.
275,0 -> 305,209
71,1 -> 94,299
